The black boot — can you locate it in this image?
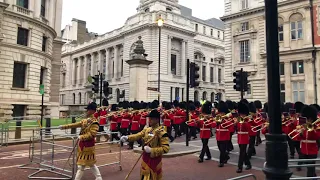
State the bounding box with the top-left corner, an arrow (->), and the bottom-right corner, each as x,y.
236,168 -> 243,173
218,163 -> 224,167
198,159 -> 204,163
245,165 -> 252,170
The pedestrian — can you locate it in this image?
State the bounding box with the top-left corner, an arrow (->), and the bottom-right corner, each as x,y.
59,102 -> 102,180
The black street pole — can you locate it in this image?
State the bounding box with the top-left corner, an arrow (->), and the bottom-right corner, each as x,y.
99,72 -> 103,107
262,0 -> 292,179
158,26 -> 161,102
40,93 -> 44,136
186,59 -> 190,146
240,68 -> 244,100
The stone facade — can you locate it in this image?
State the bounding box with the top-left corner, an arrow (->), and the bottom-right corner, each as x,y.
222,0 -> 320,104
60,0 -> 225,113
0,0 -> 63,118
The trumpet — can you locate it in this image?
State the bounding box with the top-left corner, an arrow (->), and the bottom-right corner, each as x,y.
251,122 -> 269,132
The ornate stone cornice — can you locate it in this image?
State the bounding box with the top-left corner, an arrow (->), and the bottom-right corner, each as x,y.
2,42 -> 53,60
194,39 -> 224,50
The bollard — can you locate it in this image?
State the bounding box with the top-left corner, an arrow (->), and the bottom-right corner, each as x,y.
45,118 -> 51,134
71,117 -> 76,134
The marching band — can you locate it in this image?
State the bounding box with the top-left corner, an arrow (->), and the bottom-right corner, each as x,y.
88,99 -> 320,178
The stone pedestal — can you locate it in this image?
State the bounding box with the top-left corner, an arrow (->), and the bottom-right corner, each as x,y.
126,59 -> 153,102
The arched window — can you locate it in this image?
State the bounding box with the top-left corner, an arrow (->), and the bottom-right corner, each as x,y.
194,91 -> 199,101
116,88 -> 120,103
278,17 -> 284,41
78,93 -> 81,104
202,91 -> 207,101
194,51 -> 204,61
72,93 -> 75,104
211,92 -> 215,102
289,13 -> 303,40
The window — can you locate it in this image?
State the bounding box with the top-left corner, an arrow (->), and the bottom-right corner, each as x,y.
246,84 -> 251,95
88,58 -> 91,76
211,58 -> 213,62
210,67 -> 214,82
211,92 -> 215,103
241,0 -> 248,9
202,66 -> 206,81
279,62 -> 284,75
72,93 -> 75,104
175,87 -> 179,101
42,36 -> 47,52
17,27 -> 29,46
211,29 -> 213,36
79,93 -> 81,104
203,91 -> 207,100
170,87 -> 173,102
194,91 -> 199,101
292,81 -> 305,103
112,61 -> 114,78
12,105 -> 25,126
121,59 -> 123,77
291,61 -> 304,75
218,31 -> 220,38
203,26 -> 206,34
241,22 -> 249,31
145,8 -> 150,12
166,7 -> 172,11
116,89 -> 120,103
240,40 -> 250,62
61,94 -> 65,105
278,18 -> 284,41
203,57 -> 206,61
218,68 -> 222,83
41,0 -> 45,17
171,54 -> 177,75
103,58 -> 106,75
62,73 -> 66,88
17,0 -> 28,9
195,24 -> 198,32
12,62 -> 27,88
40,67 -> 46,85
280,83 -> 285,103
290,13 -> 303,40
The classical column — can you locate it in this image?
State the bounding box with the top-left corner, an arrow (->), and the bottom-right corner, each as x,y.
77,58 -> 81,85
167,36 -> 172,74
284,62 -> 291,102
49,0 -> 55,27
72,58 -> 76,85
105,48 -> 110,79
90,53 -> 95,76
181,40 -> 186,76
214,65 -> 219,83
34,0 -> 41,18
83,56 -> 87,83
98,50 -> 103,72
114,46 -> 118,78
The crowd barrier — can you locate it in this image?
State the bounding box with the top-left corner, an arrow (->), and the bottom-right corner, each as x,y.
289,158 -> 320,180
17,127 -> 122,180
227,174 -> 257,180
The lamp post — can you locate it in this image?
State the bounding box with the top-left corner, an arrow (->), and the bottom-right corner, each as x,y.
157,17 -> 164,102
262,0 -> 292,179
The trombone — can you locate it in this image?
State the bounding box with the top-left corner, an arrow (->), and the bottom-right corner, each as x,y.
251,122 -> 269,132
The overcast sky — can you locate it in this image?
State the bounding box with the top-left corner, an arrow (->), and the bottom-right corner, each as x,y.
61,0 -> 225,34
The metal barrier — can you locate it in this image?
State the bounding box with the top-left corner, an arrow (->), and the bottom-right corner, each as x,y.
0,121 -> 6,148
289,158 -> 320,180
227,174 -> 257,180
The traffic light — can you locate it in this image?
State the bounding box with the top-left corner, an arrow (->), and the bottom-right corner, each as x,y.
190,62 -> 200,88
242,72 -> 249,91
233,70 -> 242,91
103,81 -> 109,97
92,75 -> 99,93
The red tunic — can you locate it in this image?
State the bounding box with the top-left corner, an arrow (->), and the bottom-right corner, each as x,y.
110,115 -> 118,131
121,113 -> 131,129
237,122 -> 250,144
162,113 -> 172,127
248,120 -> 257,136
131,114 -> 140,131
199,120 -> 212,139
300,129 -> 320,155
212,120 -> 230,141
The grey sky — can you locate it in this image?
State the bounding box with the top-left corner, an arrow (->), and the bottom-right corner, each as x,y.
61,0 -> 224,34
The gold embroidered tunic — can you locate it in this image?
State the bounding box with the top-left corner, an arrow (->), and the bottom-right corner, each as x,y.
62,116 -> 99,167
128,125 -> 170,180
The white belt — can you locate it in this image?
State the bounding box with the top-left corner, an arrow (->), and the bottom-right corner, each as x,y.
132,121 -> 139,124
301,140 -> 317,143
111,122 -> 117,124
238,132 -> 248,135
217,129 -> 228,132
122,119 -> 130,122
164,119 -> 171,122
201,128 -> 210,131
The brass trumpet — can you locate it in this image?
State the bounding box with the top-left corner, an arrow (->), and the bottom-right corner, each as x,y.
251,122 -> 269,132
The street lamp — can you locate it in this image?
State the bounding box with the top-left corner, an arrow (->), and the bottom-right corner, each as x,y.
157,16 -> 164,102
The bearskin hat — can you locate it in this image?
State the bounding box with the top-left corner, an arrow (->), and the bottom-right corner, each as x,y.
218,101 -> 229,114
240,99 -> 249,105
283,102 -> 293,113
301,105 -> 318,122
248,102 -> 256,113
164,102 -> 171,110
150,101 -> 158,109
226,100 -> 234,110
179,102 -> 186,109
122,101 -> 130,109
111,104 -> 117,111
294,101 -> 305,114
263,102 -> 268,113
173,100 -> 179,107
238,102 -> 249,116
311,104 -> 320,112
118,102 -> 123,108
254,100 -> 262,109
132,101 -> 140,110
189,104 -> 196,111
194,101 -> 201,108
202,101 -> 212,115
233,102 -> 238,109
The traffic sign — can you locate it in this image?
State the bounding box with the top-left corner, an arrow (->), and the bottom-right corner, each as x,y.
39,84 -> 44,95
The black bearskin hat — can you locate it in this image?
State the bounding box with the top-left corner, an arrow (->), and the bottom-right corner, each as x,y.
238,102 -> 249,116
248,102 -> 256,113
301,105 -> 317,122
173,100 -> 179,107
263,102 -> 268,113
233,102 -> 238,109
194,101 -> 201,108
150,100 -> 159,109
189,104 -> 196,111
254,100 -> 262,109
218,101 -> 229,114
111,104 -> 117,111
311,104 -> 320,112
122,101 -> 130,109
240,99 -> 249,105
226,100 -> 234,110
283,102 -> 293,112
202,101 -> 212,115
132,101 -> 140,110
164,103 -> 171,110
294,101 -> 305,114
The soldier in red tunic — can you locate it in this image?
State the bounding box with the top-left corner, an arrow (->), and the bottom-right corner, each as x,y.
198,101 -> 213,163
109,104 -> 120,141
236,102 -> 251,173
299,105 -> 320,177
162,102 -> 174,142
188,104 -> 198,140
253,100 -> 263,146
96,106 -> 110,143
226,100 -> 235,152
128,101 -> 142,149
247,102 -> 257,159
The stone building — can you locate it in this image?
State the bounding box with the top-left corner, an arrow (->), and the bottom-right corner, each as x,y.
60,0 -> 225,113
0,0 -> 63,118
222,0 -> 320,104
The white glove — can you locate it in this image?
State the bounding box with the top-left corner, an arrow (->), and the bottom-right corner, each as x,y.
144,146 -> 151,153
120,136 -> 128,143
58,125 -> 63,130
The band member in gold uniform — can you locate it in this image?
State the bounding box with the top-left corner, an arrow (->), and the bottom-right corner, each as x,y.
120,109 -> 170,180
59,102 -> 102,180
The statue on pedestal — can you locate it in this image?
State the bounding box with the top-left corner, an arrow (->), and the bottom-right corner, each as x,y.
132,36 -> 147,60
